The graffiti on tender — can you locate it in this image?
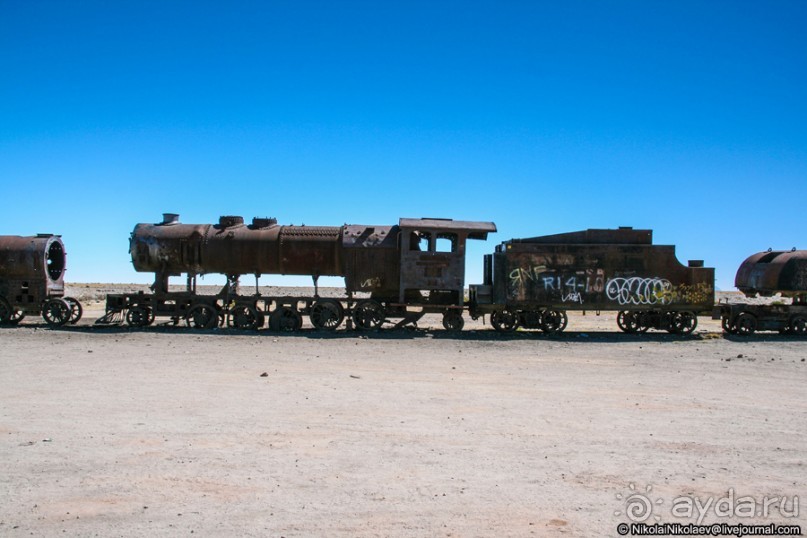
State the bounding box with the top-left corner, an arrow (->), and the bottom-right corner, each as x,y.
605,277 -> 673,305
509,266 -> 605,303
508,265 -> 548,288
562,291 -> 584,304
673,282 -> 713,305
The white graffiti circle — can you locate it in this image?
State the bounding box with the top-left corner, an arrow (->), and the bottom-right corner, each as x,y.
605,277 -> 673,305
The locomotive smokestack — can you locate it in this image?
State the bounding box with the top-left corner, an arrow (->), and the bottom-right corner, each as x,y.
161,213 -> 179,225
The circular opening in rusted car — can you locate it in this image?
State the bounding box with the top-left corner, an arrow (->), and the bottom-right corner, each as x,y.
46,241 -> 65,281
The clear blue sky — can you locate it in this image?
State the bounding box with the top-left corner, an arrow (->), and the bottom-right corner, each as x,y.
1,1 -> 805,290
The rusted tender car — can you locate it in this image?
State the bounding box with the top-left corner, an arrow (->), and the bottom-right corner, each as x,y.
469,227 -> 714,334
714,249 -> 807,335
0,235 -> 82,326
100,214 -> 496,330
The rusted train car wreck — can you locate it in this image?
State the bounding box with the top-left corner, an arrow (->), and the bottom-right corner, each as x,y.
0,234 -> 82,326
469,227 -> 715,334
714,249 -> 807,335
98,214 -> 497,331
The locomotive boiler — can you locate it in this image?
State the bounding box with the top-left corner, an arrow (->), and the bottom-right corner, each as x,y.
714,249 -> 807,335
469,227 -> 715,334
102,214 -> 496,331
130,214 -> 344,288
0,234 -> 82,326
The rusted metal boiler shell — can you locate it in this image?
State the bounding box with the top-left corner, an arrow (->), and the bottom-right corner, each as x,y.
0,235 -> 66,284
735,250 -> 807,297
0,235 -> 66,307
130,215 -> 344,277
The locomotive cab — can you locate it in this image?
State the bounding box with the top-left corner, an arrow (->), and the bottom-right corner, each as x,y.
398,218 -> 497,306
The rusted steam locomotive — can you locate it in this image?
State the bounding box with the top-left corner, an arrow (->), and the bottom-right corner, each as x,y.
714,249 -> 807,335
468,227 -> 715,334
99,214 -> 496,330
0,235 -> 82,326
98,214 -> 720,335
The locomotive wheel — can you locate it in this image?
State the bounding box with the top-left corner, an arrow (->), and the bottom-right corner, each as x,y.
789,315 -> 807,335
720,315 -> 735,333
669,311 -> 697,335
0,299 -> 26,325
352,300 -> 385,330
310,299 -> 344,331
540,309 -> 568,334
126,306 -> 153,327
442,310 -> 465,332
617,311 -> 639,333
63,297 -> 83,324
734,312 -> 757,336
186,304 -> 218,330
42,298 -> 72,327
270,306 -> 303,332
231,305 -> 262,330
491,309 -> 518,333
0,296 -> 12,324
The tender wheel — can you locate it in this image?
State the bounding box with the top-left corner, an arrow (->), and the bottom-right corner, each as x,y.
442,310 -> 465,332
270,306 -> 303,332
8,310 -> 25,324
231,304 -> 262,330
42,298 -> 72,327
63,297 -> 83,324
789,315 -> 807,335
617,311 -> 640,333
721,315 -> 735,333
491,309 -> 518,333
635,312 -> 652,333
541,309 -> 568,334
351,300 -> 385,330
734,312 -> 757,336
669,311 -> 697,335
126,305 -> 153,327
186,304 -> 218,329
310,299 -> 345,331
0,296 -> 13,324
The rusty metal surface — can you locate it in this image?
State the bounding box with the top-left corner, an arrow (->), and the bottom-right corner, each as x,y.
342,225 -> 399,295
130,215 -> 343,278
278,226 -> 342,276
0,234 -> 66,312
735,250 -> 807,297
130,215 -> 497,309
478,228 -> 714,312
397,219 -> 498,305
104,214 -> 500,328
509,227 -> 652,245
399,218 -> 496,240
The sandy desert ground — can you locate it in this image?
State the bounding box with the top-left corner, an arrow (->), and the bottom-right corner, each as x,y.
1,286 -> 805,537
